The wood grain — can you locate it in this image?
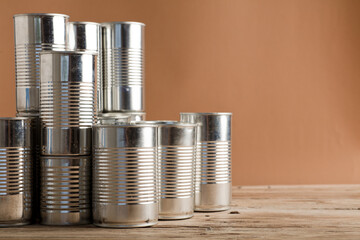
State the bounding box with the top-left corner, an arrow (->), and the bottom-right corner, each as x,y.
1,185 -> 360,239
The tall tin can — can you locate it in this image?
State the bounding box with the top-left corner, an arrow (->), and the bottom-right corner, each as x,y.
93,123 -> 158,228
13,13 -> 69,114
40,156 -> 91,225
40,51 -> 97,155
102,22 -> 145,112
0,117 -> 32,226
68,22 -> 103,113
180,113 -> 232,212
149,121 -> 196,220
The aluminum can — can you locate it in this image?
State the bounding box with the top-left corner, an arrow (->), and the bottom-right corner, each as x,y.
40,51 -> 96,155
93,123 -> 158,227
102,22 -> 145,112
14,13 -> 69,113
40,156 -> 91,225
180,113 -> 232,211
0,117 -> 32,226
68,22 -> 103,113
149,121 -> 196,220
16,113 -> 40,222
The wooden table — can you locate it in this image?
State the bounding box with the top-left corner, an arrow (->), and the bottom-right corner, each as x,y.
1,185 -> 360,239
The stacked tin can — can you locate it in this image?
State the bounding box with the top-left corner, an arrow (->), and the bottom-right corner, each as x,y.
100,22 -> 146,122
39,50 -> 96,225
13,13 -> 70,222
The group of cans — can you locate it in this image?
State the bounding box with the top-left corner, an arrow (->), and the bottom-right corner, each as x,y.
0,13 -> 232,228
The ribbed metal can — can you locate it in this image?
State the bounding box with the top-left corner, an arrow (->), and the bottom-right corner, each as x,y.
102,22 -> 145,112
92,123 -> 158,228
68,22 -> 103,113
40,51 -> 97,155
149,121 -> 196,220
13,13 -> 69,114
40,156 -> 91,225
180,113 -> 232,212
16,112 -> 41,222
99,112 -> 146,123
0,117 -> 32,226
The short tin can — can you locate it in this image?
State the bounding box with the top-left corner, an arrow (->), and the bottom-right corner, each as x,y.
93,122 -> 158,228
180,113 -> 232,212
0,117 -> 32,226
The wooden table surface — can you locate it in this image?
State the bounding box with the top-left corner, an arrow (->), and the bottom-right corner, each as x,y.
1,185 -> 360,239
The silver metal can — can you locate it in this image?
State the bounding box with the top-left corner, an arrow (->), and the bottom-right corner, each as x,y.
40,156 -> 91,225
150,121 -> 196,220
180,113 -> 232,212
0,117 -> 32,226
68,22 -> 103,113
93,123 -> 158,228
16,112 -> 41,222
14,13 -> 69,114
40,51 -> 97,155
102,22 -> 145,112
100,112 -> 146,123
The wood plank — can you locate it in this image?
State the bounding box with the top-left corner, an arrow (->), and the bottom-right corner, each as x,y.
1,185 -> 360,239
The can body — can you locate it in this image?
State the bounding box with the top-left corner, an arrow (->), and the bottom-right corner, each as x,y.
102,22 -> 145,112
14,13 -> 69,114
180,113 -> 232,212
40,156 -> 91,225
68,22 -> 103,113
40,51 -> 96,155
0,118 -> 32,226
156,122 -> 196,220
93,124 -> 158,228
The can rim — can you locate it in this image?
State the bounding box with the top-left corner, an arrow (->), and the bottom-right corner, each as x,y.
0,117 -> 31,121
93,122 -> 157,128
40,50 -> 97,55
70,21 -> 100,26
13,13 -> 69,18
101,21 -> 145,26
180,112 -> 232,116
100,112 -> 146,117
136,121 -> 198,127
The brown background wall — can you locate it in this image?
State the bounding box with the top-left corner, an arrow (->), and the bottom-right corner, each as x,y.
1,0 -> 360,185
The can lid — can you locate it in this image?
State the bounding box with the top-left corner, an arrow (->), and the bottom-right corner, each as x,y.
93,122 -> 158,128
13,13 -> 69,18
69,21 -> 100,26
180,112 -> 232,116
136,121 -> 197,127
0,117 -> 30,121
40,50 -> 97,55
101,21 -> 145,26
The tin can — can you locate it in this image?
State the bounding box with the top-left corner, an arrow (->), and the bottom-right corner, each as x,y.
150,121 -> 196,220
0,117 -> 32,226
40,156 -> 91,225
93,123 -> 158,228
68,22 -> 103,113
40,51 -> 96,155
14,13 -> 69,114
102,22 -> 145,112
16,113 -> 41,222
99,112 -> 146,122
180,113 -> 232,212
